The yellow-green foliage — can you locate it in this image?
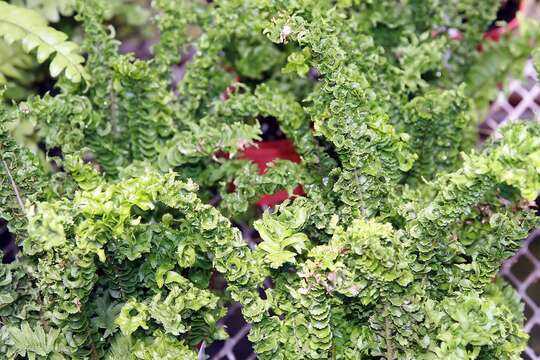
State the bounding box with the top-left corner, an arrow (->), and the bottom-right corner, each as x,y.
0,1 -> 86,82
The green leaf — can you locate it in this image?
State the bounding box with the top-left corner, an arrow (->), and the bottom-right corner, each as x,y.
6,322 -> 63,358
0,1 -> 87,82
115,300 -> 149,336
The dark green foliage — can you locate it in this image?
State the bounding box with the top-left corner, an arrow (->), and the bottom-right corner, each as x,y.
1,0 -> 540,359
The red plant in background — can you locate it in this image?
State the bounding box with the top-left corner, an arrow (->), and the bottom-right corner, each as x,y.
221,67 -> 304,208
434,1 -> 523,42
484,1 -> 524,42
240,139 -> 304,207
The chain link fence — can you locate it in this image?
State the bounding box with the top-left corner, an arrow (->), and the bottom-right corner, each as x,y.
489,59 -> 540,360
501,230 -> 540,360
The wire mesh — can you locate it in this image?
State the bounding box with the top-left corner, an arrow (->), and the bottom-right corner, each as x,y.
501,230 -> 540,360
481,60 -> 540,139
489,59 -> 540,360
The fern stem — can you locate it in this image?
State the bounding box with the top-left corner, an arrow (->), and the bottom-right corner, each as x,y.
109,79 -> 118,138
35,293 -> 49,332
384,304 -> 395,360
2,158 -> 25,214
353,168 -> 367,217
89,339 -> 99,360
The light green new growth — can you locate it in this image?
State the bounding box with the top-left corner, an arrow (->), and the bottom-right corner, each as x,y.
0,1 -> 87,82
0,0 -> 539,359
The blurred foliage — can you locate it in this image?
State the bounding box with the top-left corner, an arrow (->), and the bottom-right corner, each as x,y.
0,0 -> 152,99
0,1 -> 87,83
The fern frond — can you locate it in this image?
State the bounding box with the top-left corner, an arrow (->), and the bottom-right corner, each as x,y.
0,39 -> 35,85
11,0 -> 76,22
6,322 -> 66,358
0,1 -> 87,82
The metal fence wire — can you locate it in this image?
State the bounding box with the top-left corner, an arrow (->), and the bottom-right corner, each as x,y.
502,230 -> 540,360
204,60 -> 540,360
482,56 -> 539,359
490,59 -> 540,360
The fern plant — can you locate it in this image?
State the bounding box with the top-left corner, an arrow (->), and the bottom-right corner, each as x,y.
1,0 -> 540,359
0,1 -> 87,82
0,0 -> 152,99
10,0 -> 76,22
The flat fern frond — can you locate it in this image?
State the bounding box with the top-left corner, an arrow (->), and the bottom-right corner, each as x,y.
6,322 -> 64,358
11,0 -> 76,22
0,39 -> 36,84
0,1 -> 87,82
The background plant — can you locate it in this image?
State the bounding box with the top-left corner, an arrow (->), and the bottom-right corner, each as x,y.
0,0 -> 151,100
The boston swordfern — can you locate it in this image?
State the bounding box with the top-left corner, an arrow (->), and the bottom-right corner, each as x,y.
0,0 -> 540,359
